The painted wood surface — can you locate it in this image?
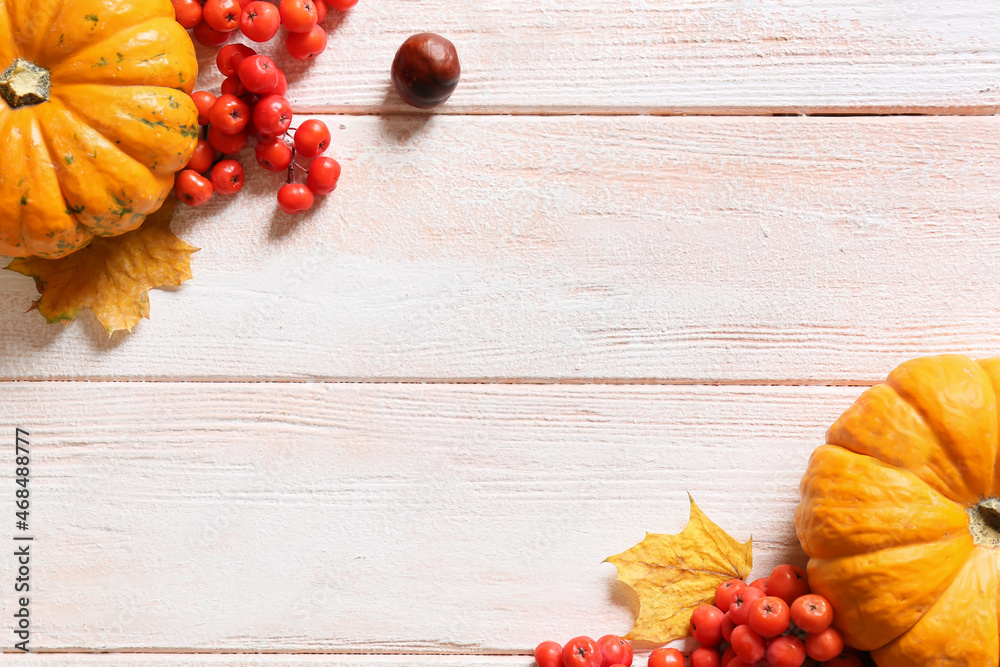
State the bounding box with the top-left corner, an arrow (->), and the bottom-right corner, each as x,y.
0,0 -> 994,661
1,116 -> 997,383
7,657 -> 530,665
0,382 -> 856,652
192,0 -> 1000,114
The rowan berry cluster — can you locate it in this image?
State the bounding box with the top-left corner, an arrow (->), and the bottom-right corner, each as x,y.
534,635 -> 633,667
173,0 -> 355,54
664,564 -> 863,667
533,565 -> 869,667
171,0 -> 352,213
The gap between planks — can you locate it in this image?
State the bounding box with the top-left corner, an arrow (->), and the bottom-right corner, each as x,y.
197,0 -> 1000,113
289,107 -> 1000,117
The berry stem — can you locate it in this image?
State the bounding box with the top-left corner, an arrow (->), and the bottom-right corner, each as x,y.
286,146 -> 296,184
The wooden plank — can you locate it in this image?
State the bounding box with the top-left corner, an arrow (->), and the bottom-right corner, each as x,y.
0,382 -> 855,651
1,116 -> 998,382
3,657 -> 530,665
188,0 -> 1000,114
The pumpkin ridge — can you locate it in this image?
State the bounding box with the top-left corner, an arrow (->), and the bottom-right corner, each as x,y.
806,532 -> 974,651
2,0 -> 62,63
871,547 -> 1000,667
48,17 -> 167,66
795,444 -> 970,560
973,357 -> 1000,495
0,110 -> 30,255
34,0 -> 174,67
886,355 -> 997,501
21,112 -> 89,257
825,383 -> 975,504
52,84 -> 197,174
882,385 -> 960,489
31,98 -> 86,229
47,18 -> 198,94
33,99 -> 168,238
9,114 -> 40,254
0,3 -> 17,73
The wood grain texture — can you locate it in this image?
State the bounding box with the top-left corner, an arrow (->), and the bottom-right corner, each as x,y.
3,658 -> 534,666
2,116 -> 998,383
189,0 -> 1000,114
0,2 -> 989,661
4,657 -> 531,666
0,382 -> 857,652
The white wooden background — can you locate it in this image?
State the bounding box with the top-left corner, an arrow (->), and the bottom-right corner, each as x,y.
1,0 -> 998,664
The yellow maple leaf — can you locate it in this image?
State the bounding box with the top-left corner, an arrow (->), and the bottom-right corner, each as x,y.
6,198 -> 198,334
605,494 -> 752,643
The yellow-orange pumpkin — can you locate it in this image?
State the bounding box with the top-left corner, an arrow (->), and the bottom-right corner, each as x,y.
0,0 -> 198,258
796,355 -> 1000,666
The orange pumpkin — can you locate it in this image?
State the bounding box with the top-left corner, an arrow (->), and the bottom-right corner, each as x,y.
0,0 -> 198,258
795,355 -> 1000,666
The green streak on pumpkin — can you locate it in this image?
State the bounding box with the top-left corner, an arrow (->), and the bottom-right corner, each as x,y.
135,116 -> 169,130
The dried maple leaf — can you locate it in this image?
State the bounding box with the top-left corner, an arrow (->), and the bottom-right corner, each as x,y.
6,198 -> 197,334
605,494 -> 752,643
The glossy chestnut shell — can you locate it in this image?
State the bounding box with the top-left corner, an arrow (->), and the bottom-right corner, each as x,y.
391,33 -> 461,109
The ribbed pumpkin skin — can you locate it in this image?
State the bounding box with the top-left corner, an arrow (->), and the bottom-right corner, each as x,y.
795,355 -> 1000,667
0,0 -> 198,258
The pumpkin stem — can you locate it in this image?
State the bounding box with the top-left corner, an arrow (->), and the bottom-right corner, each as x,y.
0,59 -> 51,109
968,497 -> 1000,548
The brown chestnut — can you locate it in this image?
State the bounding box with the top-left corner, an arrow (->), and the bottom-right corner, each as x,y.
391,33 -> 461,109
